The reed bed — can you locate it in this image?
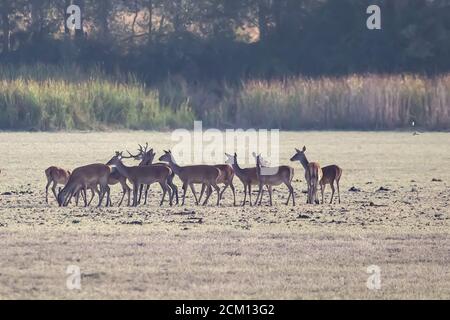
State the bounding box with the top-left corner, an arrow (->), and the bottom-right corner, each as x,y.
0,65 -> 449,130
234,75 -> 450,130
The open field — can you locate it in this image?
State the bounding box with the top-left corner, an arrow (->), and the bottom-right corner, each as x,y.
0,131 -> 449,299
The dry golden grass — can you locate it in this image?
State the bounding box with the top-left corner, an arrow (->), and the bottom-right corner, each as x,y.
0,131 -> 449,299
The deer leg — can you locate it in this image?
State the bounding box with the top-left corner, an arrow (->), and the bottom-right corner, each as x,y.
189,183 -> 199,205
248,184 -> 253,206
286,183 -> 294,206
159,182 -> 167,206
51,182 -> 59,203
117,186 -> 126,207
166,181 -> 173,206
254,184 -> 262,206
268,186 -> 273,206
142,185 -> 149,205
337,180 -> 341,204
230,182 -> 236,206
132,183 -> 139,206
291,183 -> 296,206
181,182 -> 188,206
215,184 -> 221,206
137,184 -> 143,205
260,185 -> 267,206
45,180 -> 52,203
202,183 -> 211,206
97,186 -> 105,207
127,185 -> 131,206
219,184 -> 228,201
321,183 -> 325,204
168,175 -> 178,205
242,185 -> 247,206
87,187 -> 97,206
198,184 -> 206,204
286,184 -> 291,205
330,183 -> 335,204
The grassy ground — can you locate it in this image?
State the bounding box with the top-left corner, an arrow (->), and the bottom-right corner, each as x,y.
0,131 -> 449,299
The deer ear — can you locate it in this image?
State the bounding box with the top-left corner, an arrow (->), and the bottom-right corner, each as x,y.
295,148 -> 300,153
234,152 -> 237,157
302,146 -> 306,152
252,152 -> 257,157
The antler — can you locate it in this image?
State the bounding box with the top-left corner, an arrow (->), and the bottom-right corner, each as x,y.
138,142 -> 149,154
125,149 -> 140,159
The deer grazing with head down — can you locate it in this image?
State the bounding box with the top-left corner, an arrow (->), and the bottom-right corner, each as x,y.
45,166 -> 71,204
253,153 -> 295,206
57,163 -> 111,207
290,146 -> 322,204
159,150 -> 221,206
106,152 -> 172,206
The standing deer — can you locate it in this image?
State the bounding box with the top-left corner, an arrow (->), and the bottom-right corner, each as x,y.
127,144 -> 179,205
106,152 -> 172,206
57,164 -> 111,207
253,153 -> 295,206
159,150 -> 221,206
198,164 -> 236,206
319,165 -> 342,204
290,146 -> 322,204
225,153 -> 270,206
72,153 -> 131,207
45,166 -> 71,203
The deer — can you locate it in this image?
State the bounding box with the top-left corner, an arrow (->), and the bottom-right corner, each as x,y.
45,166 -> 71,204
290,146 -> 322,204
253,153 -> 295,206
127,143 -> 179,205
225,153 -> 271,206
198,164 -> 236,206
73,165 -> 131,207
159,150 -> 221,206
106,152 -> 172,206
319,164 -> 342,204
57,164 -> 111,207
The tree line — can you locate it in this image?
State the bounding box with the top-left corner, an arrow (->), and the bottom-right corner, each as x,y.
1,0 -> 449,82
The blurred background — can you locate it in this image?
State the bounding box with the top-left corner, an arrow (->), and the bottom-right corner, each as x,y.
0,0 -> 449,131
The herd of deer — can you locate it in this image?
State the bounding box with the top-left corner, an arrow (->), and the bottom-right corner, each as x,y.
44,144 -> 342,208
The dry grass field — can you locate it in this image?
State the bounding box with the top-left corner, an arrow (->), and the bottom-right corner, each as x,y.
0,131 -> 449,299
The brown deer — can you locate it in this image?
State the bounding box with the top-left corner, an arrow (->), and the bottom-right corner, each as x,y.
106,152 -> 172,206
225,153 -> 270,206
127,144 -> 179,205
57,164 -> 111,207
45,166 -> 71,204
72,153 -> 131,207
290,147 -> 322,204
159,150 -> 221,206
318,165 -> 342,204
198,164 -> 236,206
253,153 -> 295,206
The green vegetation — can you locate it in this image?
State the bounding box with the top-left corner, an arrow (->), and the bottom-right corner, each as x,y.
0,65 -> 194,130
0,65 -> 448,131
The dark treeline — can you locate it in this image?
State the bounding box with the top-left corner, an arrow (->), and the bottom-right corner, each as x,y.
1,0 -> 450,82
